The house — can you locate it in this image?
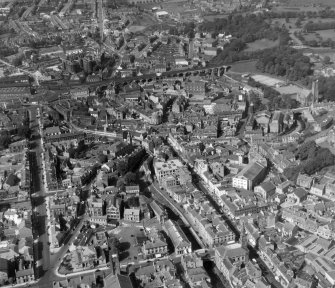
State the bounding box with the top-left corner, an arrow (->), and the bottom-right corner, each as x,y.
254,181 -> 276,199
125,185 -> 140,198
9,140 -> 27,153
89,215 -> 107,226
296,174 -> 313,189
150,200 -> 167,223
106,196 -> 121,220
287,188 -> 308,204
282,222 -> 298,237
181,254 -> 211,287
276,181 -> 292,194
87,198 -> 103,216
142,238 -> 168,259
15,268 -> 34,284
255,111 -> 271,132
209,161 -> 225,178
44,126 -> 61,136
310,183 -> 325,196
215,243 -> 248,278
204,47 -> 217,56
164,220 -> 192,255
124,208 -> 140,222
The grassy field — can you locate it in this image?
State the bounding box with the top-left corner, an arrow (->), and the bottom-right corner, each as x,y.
271,17 -> 335,30
203,14 -> 229,21
316,29 -> 335,39
132,14 -> 157,27
244,39 -> 279,52
229,60 -> 258,73
275,0 -> 335,7
298,29 -> 335,43
128,25 -> 146,33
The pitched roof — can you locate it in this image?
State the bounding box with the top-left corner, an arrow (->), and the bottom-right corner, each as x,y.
103,273 -> 134,288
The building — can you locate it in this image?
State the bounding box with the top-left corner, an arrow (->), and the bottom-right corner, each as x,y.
15,268 -> 34,284
44,126 -> 61,136
8,140 -> 27,153
154,158 -> 184,182
269,111 -> 283,134
103,273 -> 134,288
142,238 -> 168,259
215,243 -> 248,279
164,220 -> 192,255
254,182 -> 276,199
124,208 -> 140,222
232,161 -> 267,190
106,197 -> 121,220
296,174 -> 313,189
125,185 -> 140,198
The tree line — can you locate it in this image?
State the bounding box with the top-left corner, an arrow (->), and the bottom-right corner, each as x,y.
284,141 -> 335,181
248,78 -> 299,110
255,46 -> 313,81
304,21 -> 335,32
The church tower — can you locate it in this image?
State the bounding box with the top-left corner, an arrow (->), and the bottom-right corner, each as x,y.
312,79 -> 319,104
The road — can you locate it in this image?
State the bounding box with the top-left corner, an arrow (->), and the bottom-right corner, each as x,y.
28,106 -> 99,287
28,107 -> 51,276
148,181 -> 206,249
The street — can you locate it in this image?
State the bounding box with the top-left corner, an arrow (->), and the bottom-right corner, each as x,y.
29,107 -> 51,276
167,140 -> 282,288
28,107 -> 89,288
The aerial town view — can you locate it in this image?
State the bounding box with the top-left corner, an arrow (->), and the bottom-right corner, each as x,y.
3,0 -> 335,287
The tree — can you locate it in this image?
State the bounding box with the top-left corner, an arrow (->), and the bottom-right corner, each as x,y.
124,172 -> 136,185
127,196 -> 139,208
295,18 -> 302,28
116,160 -> 127,176
0,135 -> 10,149
129,55 -> 135,64
98,154 -> 108,164
116,177 -> 125,191
323,55 -> 331,65
12,56 -> 23,67
17,125 -> 30,138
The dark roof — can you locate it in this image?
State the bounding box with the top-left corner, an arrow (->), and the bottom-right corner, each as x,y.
103,273 -> 134,288
294,188 -> 308,200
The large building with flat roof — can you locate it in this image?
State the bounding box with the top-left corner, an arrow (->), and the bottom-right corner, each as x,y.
153,158 -> 184,181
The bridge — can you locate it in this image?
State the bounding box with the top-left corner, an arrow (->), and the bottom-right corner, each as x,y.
113,64 -> 231,86
41,64 -> 231,89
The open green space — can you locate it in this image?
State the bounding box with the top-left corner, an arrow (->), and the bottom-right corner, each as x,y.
275,0 -> 335,7
229,60 -> 258,73
244,39 -> 279,52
